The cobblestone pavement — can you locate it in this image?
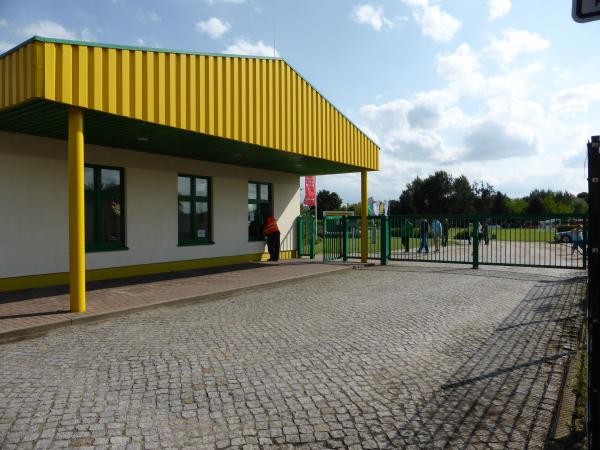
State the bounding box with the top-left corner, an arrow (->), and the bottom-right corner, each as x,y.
0,265 -> 585,449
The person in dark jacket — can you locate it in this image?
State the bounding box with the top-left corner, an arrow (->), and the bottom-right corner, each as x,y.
442,218 -> 449,247
400,220 -> 413,253
262,215 -> 280,261
417,218 -> 430,254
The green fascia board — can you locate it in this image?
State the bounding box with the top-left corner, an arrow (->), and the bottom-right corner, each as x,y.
0,99 -> 361,175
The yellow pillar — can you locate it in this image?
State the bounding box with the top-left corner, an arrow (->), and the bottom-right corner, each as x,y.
68,107 -> 86,312
361,169 -> 368,263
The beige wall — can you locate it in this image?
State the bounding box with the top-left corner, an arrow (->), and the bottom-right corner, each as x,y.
0,131 -> 300,278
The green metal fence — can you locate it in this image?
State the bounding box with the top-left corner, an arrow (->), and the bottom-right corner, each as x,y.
296,215 -> 316,259
322,213 -> 587,269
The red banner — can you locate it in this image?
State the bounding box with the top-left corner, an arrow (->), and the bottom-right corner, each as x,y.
304,176 -> 316,206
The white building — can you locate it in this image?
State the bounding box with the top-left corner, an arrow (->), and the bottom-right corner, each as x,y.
0,36 -> 379,308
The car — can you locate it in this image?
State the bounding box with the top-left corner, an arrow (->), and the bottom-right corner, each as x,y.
554,230 -> 578,243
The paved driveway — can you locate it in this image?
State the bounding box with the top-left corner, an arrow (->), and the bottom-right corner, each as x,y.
0,265 -> 585,449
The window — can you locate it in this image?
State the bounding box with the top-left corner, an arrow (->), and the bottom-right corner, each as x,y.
84,165 -> 125,251
178,175 -> 211,245
248,182 -> 272,240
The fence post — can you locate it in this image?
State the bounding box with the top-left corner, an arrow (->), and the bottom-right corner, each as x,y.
310,216 -> 316,260
297,216 -> 303,258
342,216 -> 348,262
380,216 -> 388,265
584,216 -> 588,270
472,217 -> 479,269
321,217 -> 325,262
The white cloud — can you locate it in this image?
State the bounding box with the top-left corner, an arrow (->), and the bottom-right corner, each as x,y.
196,17 -> 231,39
407,104 -> 441,129
564,152 -> 585,169
350,4 -> 394,31
19,20 -> 97,42
436,43 -> 485,96
487,0 -> 511,21
462,120 -> 540,161
345,29 -> 598,201
401,0 -> 461,42
223,38 -> 279,57
550,82 -> 600,115
0,18 -> 8,27
135,37 -> 160,48
137,11 -> 161,23
21,20 -> 78,40
483,29 -> 549,65
0,41 -> 14,53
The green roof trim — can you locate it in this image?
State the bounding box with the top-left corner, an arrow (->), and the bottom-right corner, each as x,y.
0,35 -> 282,61
0,99 -> 364,175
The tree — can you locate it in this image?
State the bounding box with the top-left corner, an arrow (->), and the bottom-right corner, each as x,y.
472,181 -> 496,213
398,178 -> 421,214
422,171 -> 453,213
573,197 -> 588,214
449,175 -> 475,213
342,202 -> 361,215
388,199 -> 401,215
526,195 -> 545,213
508,198 -> 528,214
316,190 -> 342,219
491,192 -> 510,214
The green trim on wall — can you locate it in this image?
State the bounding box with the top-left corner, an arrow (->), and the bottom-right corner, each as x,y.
0,250 -> 299,293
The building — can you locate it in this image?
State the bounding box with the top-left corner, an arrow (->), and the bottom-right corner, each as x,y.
0,36 -> 379,311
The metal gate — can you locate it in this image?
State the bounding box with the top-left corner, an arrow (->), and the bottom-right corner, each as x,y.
322,213 -> 587,270
296,215 -> 316,258
323,216 -> 389,263
322,216 -> 344,262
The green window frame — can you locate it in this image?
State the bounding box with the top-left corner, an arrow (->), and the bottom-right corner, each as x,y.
248,181 -> 272,241
84,164 -> 126,252
178,175 -> 212,245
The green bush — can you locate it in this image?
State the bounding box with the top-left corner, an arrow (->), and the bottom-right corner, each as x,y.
454,230 -> 470,240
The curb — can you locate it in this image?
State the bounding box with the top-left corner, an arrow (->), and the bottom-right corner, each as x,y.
0,265 -> 351,344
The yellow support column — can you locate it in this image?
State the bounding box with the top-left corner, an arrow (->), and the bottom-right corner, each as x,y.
68,107 -> 86,312
361,169 -> 368,263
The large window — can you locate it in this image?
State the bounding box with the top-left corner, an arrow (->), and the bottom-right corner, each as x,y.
84,165 -> 125,251
178,175 -> 211,245
248,182 -> 272,240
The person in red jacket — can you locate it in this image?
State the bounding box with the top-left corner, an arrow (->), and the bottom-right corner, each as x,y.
262,215 -> 280,261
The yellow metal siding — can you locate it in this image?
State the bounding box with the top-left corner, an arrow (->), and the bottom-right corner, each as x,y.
0,40 -> 378,170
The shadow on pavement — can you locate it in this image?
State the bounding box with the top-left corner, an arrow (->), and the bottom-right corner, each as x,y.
387,274 -> 586,448
0,260 -> 318,305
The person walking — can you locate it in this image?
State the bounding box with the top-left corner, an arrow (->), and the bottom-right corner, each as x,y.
468,222 -> 473,245
401,219 -> 413,253
432,218 -> 442,252
262,214 -> 280,261
417,218 -> 430,254
483,221 -> 489,245
442,218 -> 449,247
571,225 -> 585,256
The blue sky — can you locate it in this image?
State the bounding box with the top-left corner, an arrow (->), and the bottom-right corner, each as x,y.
0,0 -> 598,203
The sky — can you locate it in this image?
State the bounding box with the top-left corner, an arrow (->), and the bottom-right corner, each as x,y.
0,0 -> 598,204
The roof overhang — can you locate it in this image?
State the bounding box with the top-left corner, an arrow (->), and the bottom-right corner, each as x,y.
0,37 -> 379,175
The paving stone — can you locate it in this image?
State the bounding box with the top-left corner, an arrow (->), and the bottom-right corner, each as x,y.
0,266 -> 584,449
